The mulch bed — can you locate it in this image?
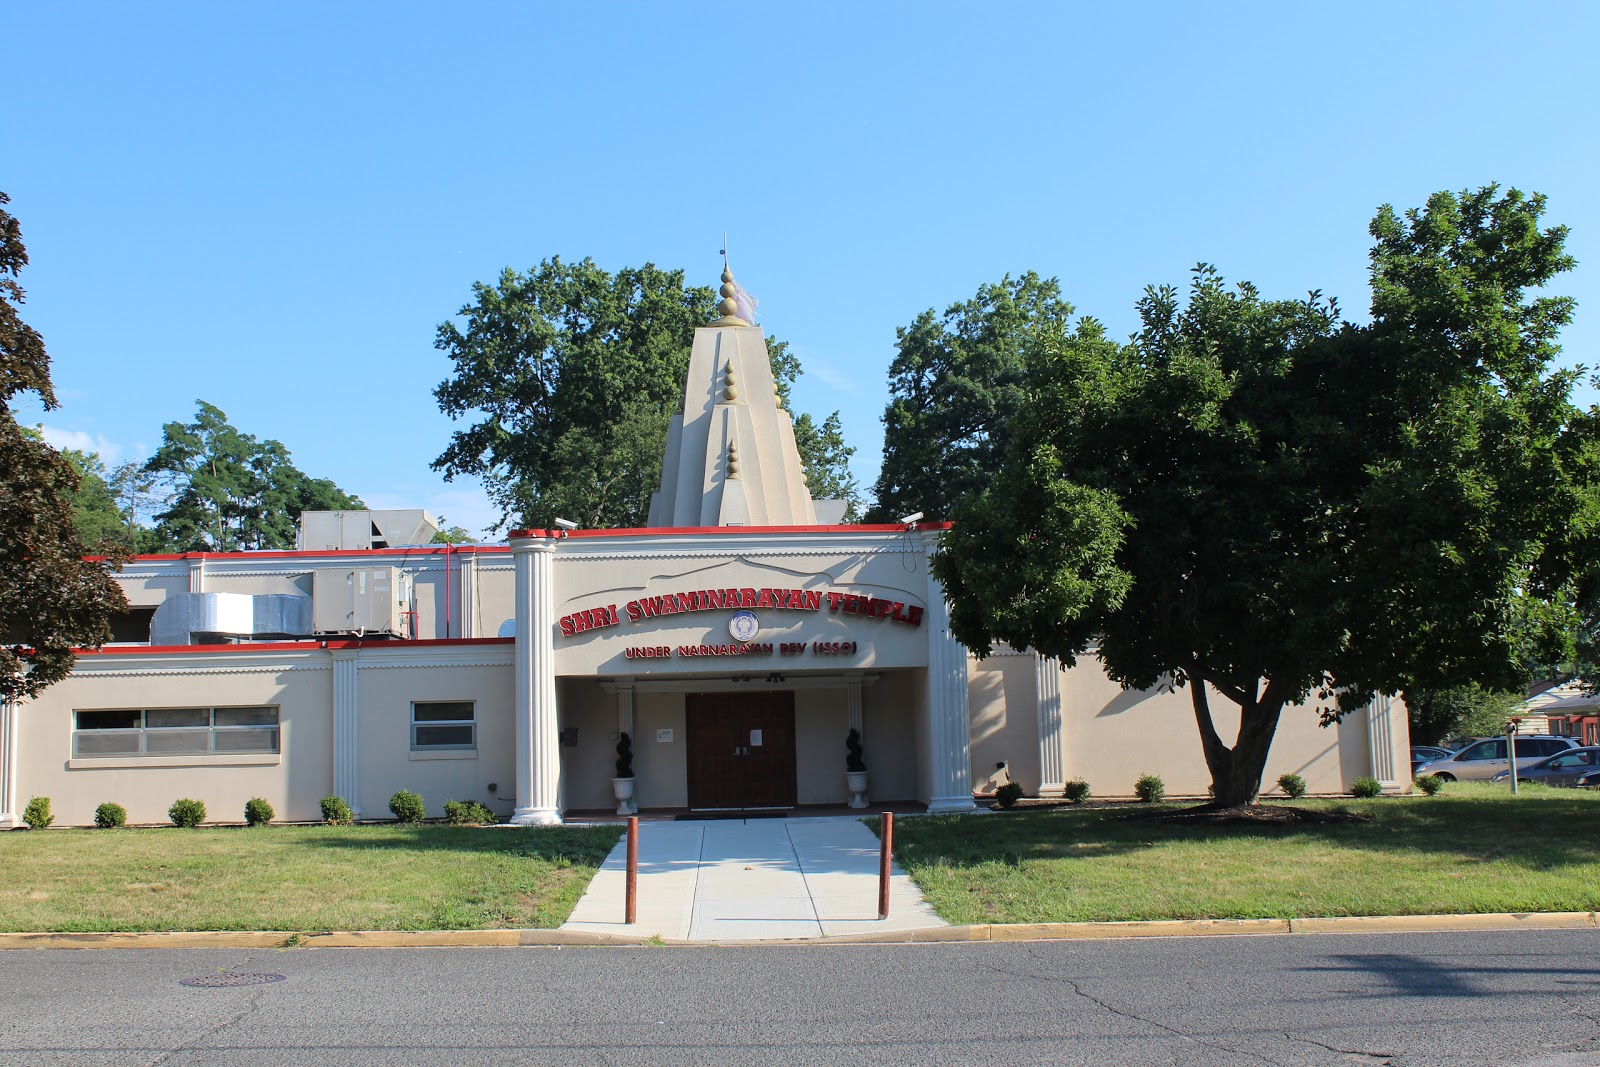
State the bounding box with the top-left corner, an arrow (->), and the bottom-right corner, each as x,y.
1113,803 -> 1372,825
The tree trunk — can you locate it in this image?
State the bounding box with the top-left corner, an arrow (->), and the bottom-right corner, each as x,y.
1189,678 -> 1286,806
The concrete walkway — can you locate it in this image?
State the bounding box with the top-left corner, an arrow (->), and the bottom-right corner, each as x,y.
561,816 -> 947,942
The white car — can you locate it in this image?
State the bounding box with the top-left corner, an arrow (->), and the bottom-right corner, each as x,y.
1412,736 -> 1582,782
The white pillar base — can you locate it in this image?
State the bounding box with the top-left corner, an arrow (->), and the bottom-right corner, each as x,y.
0,814 -> 16,829
1037,784 -> 1067,799
926,795 -> 978,814
511,807 -> 563,826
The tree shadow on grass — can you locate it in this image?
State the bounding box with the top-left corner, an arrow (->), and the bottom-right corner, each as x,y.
286,824 -> 623,867
886,791 -> 1600,876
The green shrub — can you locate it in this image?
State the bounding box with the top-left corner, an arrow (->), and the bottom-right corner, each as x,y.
1134,773 -> 1165,803
1414,774 -> 1444,796
389,790 -> 425,823
443,799 -> 498,825
168,798 -> 206,828
994,782 -> 1024,809
1277,773 -> 1307,799
1064,779 -> 1091,803
22,796 -> 53,830
93,802 -> 127,829
243,797 -> 275,827
319,795 -> 353,825
1350,776 -> 1384,798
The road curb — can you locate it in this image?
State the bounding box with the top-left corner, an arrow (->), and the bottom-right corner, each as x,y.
3,911 -> 1596,949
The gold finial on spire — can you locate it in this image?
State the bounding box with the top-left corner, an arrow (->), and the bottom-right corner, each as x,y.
710,236 -> 752,327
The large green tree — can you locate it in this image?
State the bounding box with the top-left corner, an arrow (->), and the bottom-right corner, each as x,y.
935,186 -> 1599,806
144,401 -> 363,551
433,258 -> 860,529
0,192 -> 127,699
868,273 -> 1073,523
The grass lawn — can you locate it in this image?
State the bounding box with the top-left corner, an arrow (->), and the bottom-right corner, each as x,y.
884,783 -> 1600,925
0,824 -> 621,933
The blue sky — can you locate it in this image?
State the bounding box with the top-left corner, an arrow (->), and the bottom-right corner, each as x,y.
9,1 -> 1598,538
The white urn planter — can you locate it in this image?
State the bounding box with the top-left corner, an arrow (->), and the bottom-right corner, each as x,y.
845,770 -> 869,809
611,776 -> 637,816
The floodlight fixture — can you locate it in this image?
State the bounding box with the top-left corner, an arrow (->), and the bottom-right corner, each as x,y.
553,518 -> 579,531
898,511 -> 924,526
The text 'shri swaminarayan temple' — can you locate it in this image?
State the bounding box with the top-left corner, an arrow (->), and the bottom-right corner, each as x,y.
0,267 -> 1409,827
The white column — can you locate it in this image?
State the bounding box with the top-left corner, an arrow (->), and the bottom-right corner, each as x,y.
0,696 -> 17,828
617,681 -> 635,739
846,680 -> 863,735
922,533 -> 976,813
1367,693 -> 1397,788
1035,654 -> 1066,797
188,557 -> 205,592
458,553 -> 476,639
511,536 -> 562,825
331,649 -> 361,819
616,681 -> 636,814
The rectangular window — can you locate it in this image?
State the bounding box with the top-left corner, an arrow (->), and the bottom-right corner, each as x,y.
412,701 -> 475,751
72,707 -> 280,758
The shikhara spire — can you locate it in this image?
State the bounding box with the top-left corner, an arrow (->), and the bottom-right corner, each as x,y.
646,262 -> 817,526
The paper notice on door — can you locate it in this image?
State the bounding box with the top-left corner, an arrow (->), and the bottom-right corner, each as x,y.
749,729 -> 763,746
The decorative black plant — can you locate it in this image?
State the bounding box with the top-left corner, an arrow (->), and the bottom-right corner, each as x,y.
615,732 -> 634,778
845,728 -> 866,773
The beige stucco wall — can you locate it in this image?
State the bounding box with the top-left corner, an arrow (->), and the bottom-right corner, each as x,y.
794,689 -> 847,805
199,570 -> 315,598
634,692 -> 688,809
1058,663 -> 1408,797
864,671 -> 919,804
108,568 -> 190,608
17,653 -> 333,826
471,561 -> 516,639
354,660 -> 515,820
555,678 -> 617,812
968,653 -> 1043,794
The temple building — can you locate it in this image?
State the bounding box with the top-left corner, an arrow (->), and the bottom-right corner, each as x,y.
0,268 -> 1410,827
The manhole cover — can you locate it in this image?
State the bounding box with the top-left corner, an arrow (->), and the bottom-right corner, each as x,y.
179,973 -> 287,988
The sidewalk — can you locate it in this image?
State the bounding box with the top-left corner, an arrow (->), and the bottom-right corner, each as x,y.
560,816 -> 946,942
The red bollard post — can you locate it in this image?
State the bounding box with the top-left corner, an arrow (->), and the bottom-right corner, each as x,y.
625,816 -> 639,925
878,811 -> 894,920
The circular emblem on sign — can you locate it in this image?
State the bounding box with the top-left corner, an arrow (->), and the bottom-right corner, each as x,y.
728,610 -> 760,642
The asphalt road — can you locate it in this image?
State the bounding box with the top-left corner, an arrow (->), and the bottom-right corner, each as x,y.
2,930 -> 1598,1065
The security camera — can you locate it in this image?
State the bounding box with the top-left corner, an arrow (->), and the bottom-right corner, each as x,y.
553,518 -> 578,531
898,512 -> 924,525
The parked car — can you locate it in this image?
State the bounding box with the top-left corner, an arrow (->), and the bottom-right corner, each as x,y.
1489,746 -> 1600,787
1410,746 -> 1455,776
1577,769 -> 1600,789
1411,736 -> 1583,782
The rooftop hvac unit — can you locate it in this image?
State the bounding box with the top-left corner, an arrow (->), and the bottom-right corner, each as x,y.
312,566 -> 414,637
297,510 -> 439,551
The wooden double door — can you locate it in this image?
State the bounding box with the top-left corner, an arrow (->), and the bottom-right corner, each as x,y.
686,692 -> 797,810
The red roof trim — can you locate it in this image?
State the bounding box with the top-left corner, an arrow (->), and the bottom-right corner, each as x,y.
76,637 -> 516,656
509,523 -> 952,539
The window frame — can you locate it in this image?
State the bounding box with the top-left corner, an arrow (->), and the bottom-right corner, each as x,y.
410,700 -> 477,753
72,706 -> 280,759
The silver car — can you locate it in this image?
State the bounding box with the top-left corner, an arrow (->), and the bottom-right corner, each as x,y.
1490,746 -> 1600,787
1413,735 -> 1582,782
